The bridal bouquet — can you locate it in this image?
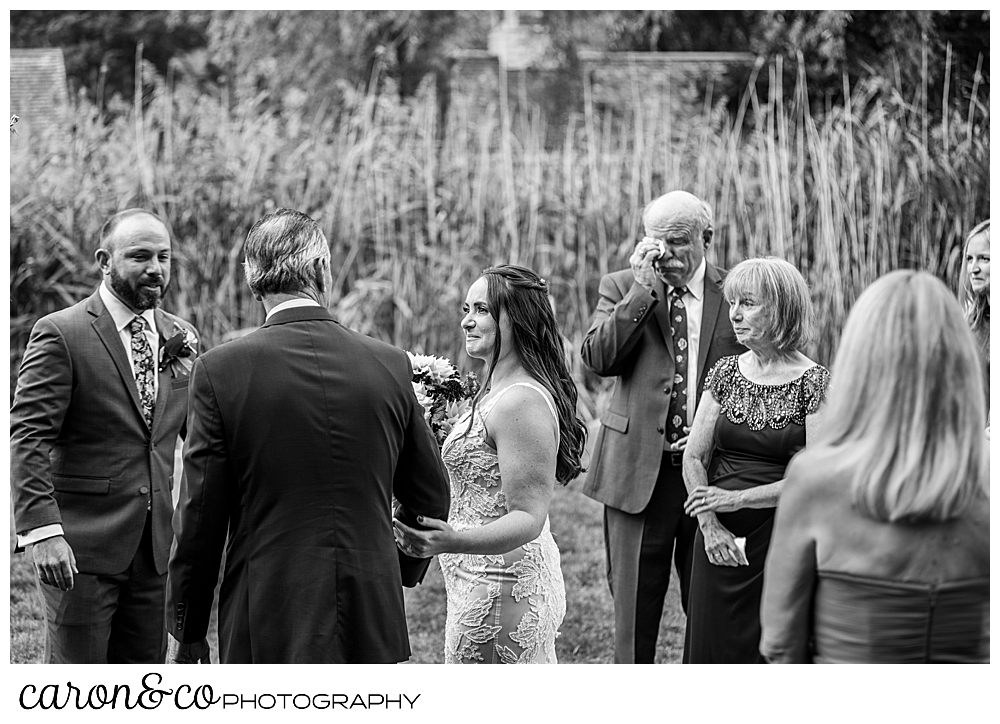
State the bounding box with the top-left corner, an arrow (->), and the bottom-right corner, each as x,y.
407,351 -> 479,446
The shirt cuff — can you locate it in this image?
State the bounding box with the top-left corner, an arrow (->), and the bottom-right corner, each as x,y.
16,524 -> 65,550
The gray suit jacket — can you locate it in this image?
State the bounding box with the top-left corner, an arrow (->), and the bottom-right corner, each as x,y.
10,290 -> 197,574
580,263 -> 744,513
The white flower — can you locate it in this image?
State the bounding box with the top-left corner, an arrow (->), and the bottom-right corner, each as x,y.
406,350 -> 477,446
406,351 -> 435,373
444,398 -> 471,425
411,381 -> 433,421
407,351 -> 457,383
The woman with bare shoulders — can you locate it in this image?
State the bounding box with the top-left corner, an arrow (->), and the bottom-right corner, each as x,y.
393,264 -> 587,664
760,270 -> 989,663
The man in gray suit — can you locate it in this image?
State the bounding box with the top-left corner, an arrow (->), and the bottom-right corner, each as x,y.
581,191 -> 745,663
11,209 -> 198,663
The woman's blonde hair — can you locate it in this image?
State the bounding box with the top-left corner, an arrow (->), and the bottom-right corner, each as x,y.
802,270 -> 988,523
958,219 -> 990,354
723,257 -> 813,352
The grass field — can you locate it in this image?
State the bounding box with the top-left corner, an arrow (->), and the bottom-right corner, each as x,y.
402,479 -> 686,664
9,446 -> 687,664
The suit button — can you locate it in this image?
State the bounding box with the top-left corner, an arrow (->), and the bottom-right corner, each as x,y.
656,426 -> 664,434
139,486 -> 149,495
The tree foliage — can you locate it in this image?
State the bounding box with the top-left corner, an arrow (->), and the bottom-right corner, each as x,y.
10,10 -> 213,105
197,10 -> 492,107
11,10 -> 988,116
601,10 -> 989,113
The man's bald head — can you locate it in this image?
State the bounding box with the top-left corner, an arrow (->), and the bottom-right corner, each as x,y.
642,191 -> 713,244
99,209 -> 167,252
641,191 -> 714,288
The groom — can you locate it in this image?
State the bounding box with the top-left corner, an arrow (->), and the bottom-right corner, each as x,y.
166,208 -> 450,663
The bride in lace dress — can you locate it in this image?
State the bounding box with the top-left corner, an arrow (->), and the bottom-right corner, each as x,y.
393,265 -> 587,664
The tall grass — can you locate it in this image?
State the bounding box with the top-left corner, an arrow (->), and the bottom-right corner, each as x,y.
10,58 -> 989,409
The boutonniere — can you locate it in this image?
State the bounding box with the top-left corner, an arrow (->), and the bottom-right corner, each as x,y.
159,326 -> 199,376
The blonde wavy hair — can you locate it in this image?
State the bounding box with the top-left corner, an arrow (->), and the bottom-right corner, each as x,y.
801,270 -> 988,523
958,219 -> 990,355
723,257 -> 813,353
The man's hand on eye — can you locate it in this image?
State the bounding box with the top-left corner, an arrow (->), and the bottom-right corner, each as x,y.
630,238 -> 663,290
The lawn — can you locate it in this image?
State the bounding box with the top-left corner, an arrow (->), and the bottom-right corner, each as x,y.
402,479 -> 686,664
10,444 -> 687,664
9,480 -> 686,664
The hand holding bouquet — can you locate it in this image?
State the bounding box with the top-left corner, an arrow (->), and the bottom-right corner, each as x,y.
407,352 -> 480,446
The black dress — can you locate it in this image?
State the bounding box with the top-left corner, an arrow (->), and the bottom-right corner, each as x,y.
683,355 -> 830,664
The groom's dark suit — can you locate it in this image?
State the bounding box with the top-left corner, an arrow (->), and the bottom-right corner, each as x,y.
10,290 -> 197,662
166,305 -> 450,663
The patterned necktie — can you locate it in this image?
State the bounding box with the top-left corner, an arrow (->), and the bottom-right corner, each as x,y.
667,286 -> 690,443
129,316 -> 155,428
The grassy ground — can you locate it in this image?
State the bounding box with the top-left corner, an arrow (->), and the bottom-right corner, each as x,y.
9,533 -> 46,664
10,441 -> 686,664
9,485 -> 686,664
403,480 -> 685,664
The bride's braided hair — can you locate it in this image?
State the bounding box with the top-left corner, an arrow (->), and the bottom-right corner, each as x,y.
468,264 -> 587,485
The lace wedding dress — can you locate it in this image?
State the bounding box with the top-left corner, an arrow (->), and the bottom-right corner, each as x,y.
437,382 -> 566,664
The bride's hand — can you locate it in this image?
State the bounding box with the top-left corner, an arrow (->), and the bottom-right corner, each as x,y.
392,515 -> 456,558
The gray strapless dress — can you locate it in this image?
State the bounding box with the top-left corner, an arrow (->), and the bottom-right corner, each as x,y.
810,571 -> 989,663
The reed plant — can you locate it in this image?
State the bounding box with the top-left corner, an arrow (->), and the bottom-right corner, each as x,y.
10,58 -> 989,413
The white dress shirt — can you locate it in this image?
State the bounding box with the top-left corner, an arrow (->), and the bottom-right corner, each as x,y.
667,257 -> 707,428
99,281 -> 160,396
265,297 -> 322,320
17,282 -> 162,549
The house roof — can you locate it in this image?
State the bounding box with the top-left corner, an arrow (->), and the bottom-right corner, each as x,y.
10,48 -> 70,136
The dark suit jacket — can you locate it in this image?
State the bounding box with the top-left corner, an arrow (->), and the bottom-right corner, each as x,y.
10,291 -> 197,574
166,305 -> 451,664
580,263 -> 745,514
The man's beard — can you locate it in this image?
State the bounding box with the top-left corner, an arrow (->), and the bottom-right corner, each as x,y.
109,266 -> 165,311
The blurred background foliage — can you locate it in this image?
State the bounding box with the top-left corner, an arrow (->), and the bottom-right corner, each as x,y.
11,10 -> 988,115
9,10 -> 991,415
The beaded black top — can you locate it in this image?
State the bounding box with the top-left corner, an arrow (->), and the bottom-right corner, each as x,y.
707,355 -> 830,431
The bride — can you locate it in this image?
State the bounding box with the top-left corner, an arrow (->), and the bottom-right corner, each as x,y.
393,264 -> 587,664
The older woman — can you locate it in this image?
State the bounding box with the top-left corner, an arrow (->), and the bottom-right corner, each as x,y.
760,271 -> 989,663
681,257 -> 829,663
959,220 -> 990,408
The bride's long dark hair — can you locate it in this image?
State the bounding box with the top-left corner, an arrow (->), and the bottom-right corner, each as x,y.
466,264 -> 587,485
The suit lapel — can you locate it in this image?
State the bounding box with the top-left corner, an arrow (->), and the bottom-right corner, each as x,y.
151,366 -> 171,436
89,293 -> 146,424
651,277 -> 675,364
698,263 -> 726,389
